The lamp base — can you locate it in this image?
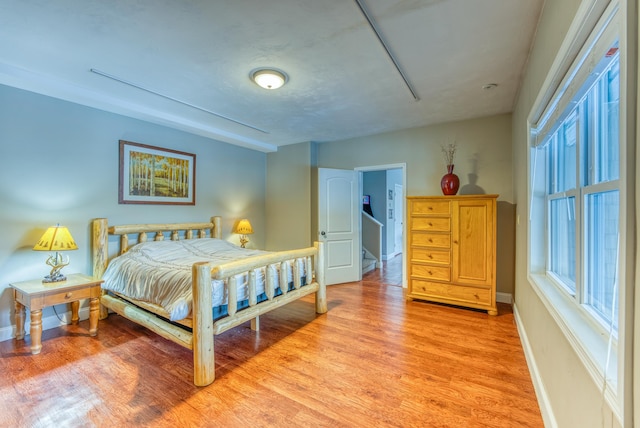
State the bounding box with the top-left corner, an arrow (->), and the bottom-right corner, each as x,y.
43,273 -> 67,283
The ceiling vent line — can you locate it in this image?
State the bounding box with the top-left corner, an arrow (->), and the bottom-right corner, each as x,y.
354,0 -> 420,102
89,68 -> 269,134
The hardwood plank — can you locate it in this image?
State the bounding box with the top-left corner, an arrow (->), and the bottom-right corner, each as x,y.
0,255 -> 542,427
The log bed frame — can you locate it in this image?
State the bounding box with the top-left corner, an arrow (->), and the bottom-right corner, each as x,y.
91,216 -> 327,386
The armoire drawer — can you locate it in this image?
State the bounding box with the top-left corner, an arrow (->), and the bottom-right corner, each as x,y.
410,217 -> 450,232
410,279 -> 491,306
410,200 -> 451,215
411,232 -> 450,249
410,248 -> 450,265
411,264 -> 451,282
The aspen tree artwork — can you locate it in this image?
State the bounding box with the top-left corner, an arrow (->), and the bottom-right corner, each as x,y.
119,140 -> 196,205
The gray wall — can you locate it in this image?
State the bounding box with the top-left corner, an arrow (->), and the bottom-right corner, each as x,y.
362,168 -> 403,259
363,170 -> 387,252
511,0 -> 634,426
0,84 -> 267,340
316,114 -> 514,201
386,168 -> 403,257
265,142 -> 311,250
316,114 -> 515,296
266,113 -> 514,294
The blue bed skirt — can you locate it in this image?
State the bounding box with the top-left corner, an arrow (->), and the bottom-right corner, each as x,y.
212,276 -> 307,320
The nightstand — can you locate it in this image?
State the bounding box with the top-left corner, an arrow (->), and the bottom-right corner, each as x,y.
10,273 -> 104,354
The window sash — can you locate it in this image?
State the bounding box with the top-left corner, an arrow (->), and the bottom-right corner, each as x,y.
543,50 -> 620,334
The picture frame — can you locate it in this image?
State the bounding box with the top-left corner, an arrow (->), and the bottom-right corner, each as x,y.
119,140 -> 196,205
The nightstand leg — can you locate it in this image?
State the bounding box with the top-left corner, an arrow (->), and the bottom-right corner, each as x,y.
30,310 -> 42,354
15,301 -> 25,340
89,297 -> 99,336
70,301 -> 80,325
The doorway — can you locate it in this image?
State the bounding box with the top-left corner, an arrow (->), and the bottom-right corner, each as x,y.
357,164 -> 406,288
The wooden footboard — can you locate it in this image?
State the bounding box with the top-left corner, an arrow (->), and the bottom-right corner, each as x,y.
92,217 -> 327,386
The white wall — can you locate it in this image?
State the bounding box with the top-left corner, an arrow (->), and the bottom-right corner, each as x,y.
0,84 -> 267,339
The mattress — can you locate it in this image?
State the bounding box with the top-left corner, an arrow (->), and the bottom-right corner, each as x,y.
102,239 -> 305,321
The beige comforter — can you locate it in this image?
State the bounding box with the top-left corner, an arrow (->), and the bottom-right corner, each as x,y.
102,239 -> 302,321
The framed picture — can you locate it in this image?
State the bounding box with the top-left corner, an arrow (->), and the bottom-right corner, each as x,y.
119,140 -> 196,205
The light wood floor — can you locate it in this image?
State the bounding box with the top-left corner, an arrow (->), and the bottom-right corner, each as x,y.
1,256 -> 543,427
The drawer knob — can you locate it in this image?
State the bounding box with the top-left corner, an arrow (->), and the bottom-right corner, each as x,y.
428,222 -> 433,227
428,270 -> 433,275
428,254 -> 433,259
65,292 -> 73,299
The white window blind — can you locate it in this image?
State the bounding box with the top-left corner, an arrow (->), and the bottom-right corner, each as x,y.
531,3 -> 619,148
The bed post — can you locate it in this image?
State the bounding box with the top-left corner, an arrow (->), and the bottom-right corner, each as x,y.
92,218 -> 109,319
192,261 -> 215,386
314,241 -> 328,314
211,216 -> 221,239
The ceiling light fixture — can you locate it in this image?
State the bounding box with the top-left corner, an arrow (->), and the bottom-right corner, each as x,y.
251,68 -> 288,90
482,83 -> 498,90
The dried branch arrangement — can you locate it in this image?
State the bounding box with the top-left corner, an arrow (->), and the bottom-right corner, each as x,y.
441,143 -> 457,166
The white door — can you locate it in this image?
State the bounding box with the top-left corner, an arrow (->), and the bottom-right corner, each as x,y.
318,168 -> 360,285
394,184 -> 403,254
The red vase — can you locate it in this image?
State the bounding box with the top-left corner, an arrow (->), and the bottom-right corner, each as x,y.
441,164 -> 460,195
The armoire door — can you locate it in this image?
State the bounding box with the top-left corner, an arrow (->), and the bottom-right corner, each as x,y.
451,198 -> 495,287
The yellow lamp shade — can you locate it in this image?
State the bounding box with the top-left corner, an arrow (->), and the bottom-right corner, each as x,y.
234,219 -> 254,235
33,225 -> 78,283
33,225 -> 78,251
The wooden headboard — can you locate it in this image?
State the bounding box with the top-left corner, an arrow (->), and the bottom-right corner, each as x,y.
91,216 -> 222,280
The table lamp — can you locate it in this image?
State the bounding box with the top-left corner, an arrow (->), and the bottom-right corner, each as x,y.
33,225 -> 78,283
234,219 -> 253,248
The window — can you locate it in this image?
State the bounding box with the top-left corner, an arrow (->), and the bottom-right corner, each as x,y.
543,49 -> 620,333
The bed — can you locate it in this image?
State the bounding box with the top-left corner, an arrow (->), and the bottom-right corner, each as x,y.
91,216 -> 327,386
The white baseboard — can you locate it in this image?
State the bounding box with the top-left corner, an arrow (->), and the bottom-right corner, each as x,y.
496,292 -> 513,304
513,303 -> 557,428
0,306 -> 91,343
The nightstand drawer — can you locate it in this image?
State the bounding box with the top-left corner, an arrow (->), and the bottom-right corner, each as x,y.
42,287 -> 95,307
19,283 -> 102,310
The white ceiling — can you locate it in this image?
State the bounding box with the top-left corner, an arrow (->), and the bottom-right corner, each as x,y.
0,0 -> 543,152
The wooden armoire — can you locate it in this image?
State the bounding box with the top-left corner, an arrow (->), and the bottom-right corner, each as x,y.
406,195 -> 498,315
